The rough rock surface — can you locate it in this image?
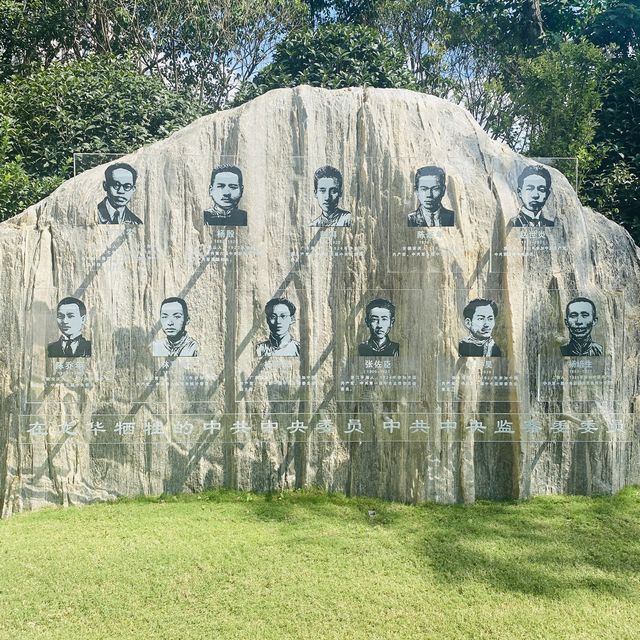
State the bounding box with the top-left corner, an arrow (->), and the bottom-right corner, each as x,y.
1,86 -> 639,516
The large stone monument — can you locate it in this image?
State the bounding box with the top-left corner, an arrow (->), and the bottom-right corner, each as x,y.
1,86 -> 639,516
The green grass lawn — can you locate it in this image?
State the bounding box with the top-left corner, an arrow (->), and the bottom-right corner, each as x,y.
1,488 -> 639,640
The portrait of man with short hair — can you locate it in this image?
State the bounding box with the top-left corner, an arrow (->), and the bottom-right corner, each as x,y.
310,165 -> 352,227
511,165 -> 554,227
256,298 -> 300,357
152,297 -> 199,357
47,297 -> 92,357
204,165 -> 247,226
458,298 -> 502,357
97,162 -> 142,224
560,297 -> 603,356
408,166 -> 454,227
358,298 -> 399,357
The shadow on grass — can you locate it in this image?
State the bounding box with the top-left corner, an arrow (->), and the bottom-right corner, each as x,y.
413,489 -> 640,599
204,486 -> 640,600
243,487 -> 404,527
138,486 -> 404,527
16,486 -> 640,601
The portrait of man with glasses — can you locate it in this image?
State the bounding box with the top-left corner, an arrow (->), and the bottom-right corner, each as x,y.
256,297 -> 300,357
97,162 -> 142,224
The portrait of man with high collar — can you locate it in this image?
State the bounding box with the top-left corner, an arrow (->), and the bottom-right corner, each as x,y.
310,165 -> 352,228
204,165 -> 248,226
358,298 -> 400,357
560,297 -> 603,357
256,298 -> 300,358
152,297 -> 199,357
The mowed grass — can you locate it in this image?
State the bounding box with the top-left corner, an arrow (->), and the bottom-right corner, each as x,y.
1,488 -> 639,640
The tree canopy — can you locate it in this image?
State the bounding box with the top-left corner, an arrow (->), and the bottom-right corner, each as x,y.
0,56 -> 204,220
0,0 -> 308,109
233,23 -> 417,104
0,0 -> 638,241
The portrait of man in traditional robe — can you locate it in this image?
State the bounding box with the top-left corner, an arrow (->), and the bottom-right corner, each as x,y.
152,297 -> 199,357
204,165 -> 247,226
310,165 -> 352,227
256,297 -> 300,357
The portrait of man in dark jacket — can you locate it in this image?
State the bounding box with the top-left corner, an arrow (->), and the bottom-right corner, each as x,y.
510,165 -> 554,227
97,162 -> 142,225
47,297 -> 92,357
560,297 -> 603,356
358,298 -> 400,357
407,166 -> 454,227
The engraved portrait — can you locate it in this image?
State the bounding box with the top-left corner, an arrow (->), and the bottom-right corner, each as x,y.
407,166 -> 454,227
97,162 -> 142,224
47,297 -> 92,357
560,297 -> 603,356
458,298 -> 503,357
310,165 -> 352,227
358,298 -> 399,357
204,165 -> 247,226
152,297 -> 199,357
510,165 -> 554,227
256,298 -> 300,357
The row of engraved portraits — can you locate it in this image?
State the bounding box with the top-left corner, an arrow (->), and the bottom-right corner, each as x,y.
46,293 -> 605,360
92,161 -> 558,229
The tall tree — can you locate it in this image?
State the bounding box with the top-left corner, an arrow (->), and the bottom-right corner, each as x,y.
581,56 -> 640,238
114,0 -> 308,108
233,23 -> 416,105
586,0 -> 640,55
304,0 -> 382,26
507,41 -> 608,156
376,0 -> 454,95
